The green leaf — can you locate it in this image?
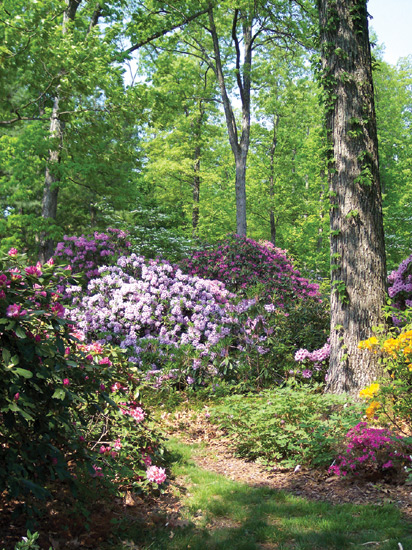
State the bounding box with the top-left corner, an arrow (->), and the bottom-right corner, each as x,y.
15,326 -> 27,339
15,368 -> 33,378
2,348 -> 11,364
52,388 -> 66,400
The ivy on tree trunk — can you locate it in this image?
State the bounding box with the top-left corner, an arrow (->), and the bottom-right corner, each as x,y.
318,0 -> 387,394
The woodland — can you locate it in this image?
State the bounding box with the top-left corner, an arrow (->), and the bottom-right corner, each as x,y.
1,0 -> 412,549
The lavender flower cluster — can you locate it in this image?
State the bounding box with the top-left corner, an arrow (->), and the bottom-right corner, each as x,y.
69,254 -> 253,378
388,254 -> 412,325
292,340 -> 330,381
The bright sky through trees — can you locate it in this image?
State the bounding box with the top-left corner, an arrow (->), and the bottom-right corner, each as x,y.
368,0 -> 412,64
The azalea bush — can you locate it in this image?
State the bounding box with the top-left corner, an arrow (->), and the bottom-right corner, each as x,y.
358,326 -> 412,426
0,250 -> 166,513
329,422 -> 412,480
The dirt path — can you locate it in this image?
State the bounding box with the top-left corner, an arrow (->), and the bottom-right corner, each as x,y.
162,408 -> 412,520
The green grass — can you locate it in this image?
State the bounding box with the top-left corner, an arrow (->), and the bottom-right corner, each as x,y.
111,438 -> 412,550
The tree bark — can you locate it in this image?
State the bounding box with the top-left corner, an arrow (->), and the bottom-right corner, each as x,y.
318,0 -> 387,394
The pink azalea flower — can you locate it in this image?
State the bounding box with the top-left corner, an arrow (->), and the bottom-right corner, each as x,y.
146,465 -> 166,484
63,378 -> 70,386
8,248 -> 18,257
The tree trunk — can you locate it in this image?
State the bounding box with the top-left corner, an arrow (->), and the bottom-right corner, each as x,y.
192,144 -> 200,235
269,115 -> 280,245
318,0 -> 387,395
208,5 -> 251,236
39,96 -> 64,262
39,0 -> 85,262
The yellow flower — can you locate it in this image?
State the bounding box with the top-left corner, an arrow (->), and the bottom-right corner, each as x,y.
359,383 -> 380,399
365,400 -> 381,420
358,336 -> 379,351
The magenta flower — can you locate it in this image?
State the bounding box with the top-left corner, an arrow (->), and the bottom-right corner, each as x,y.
63,378 -> 70,386
25,265 -> 42,277
99,357 -> 112,366
6,304 -> 27,318
8,248 -> 18,257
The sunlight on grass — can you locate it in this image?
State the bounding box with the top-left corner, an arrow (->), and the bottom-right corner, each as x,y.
112,437 -> 412,550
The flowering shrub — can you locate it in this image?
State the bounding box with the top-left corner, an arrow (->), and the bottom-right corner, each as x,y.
292,339 -> 330,384
0,250 -> 165,510
68,253 -> 246,387
387,254 -> 412,325
179,234 -> 321,305
54,228 -> 131,287
329,422 -> 412,480
358,328 -> 412,424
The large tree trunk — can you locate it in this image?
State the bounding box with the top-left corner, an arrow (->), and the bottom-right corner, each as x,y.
318,0 -> 387,394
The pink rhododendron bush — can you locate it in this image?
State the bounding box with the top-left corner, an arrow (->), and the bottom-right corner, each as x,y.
0,250 -> 166,515
179,234 -> 321,303
54,227 -> 131,287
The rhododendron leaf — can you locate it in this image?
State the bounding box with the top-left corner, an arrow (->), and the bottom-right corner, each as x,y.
2,348 -> 11,364
15,368 -> 33,379
66,360 -> 78,367
15,326 -> 26,339
52,388 -> 66,400
18,409 -> 35,422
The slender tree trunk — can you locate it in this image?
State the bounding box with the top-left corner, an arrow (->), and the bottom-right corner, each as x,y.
269,115 -> 280,245
318,0 -> 387,395
208,5 -> 251,236
192,144 -> 200,235
39,96 -> 64,262
39,0 -> 91,261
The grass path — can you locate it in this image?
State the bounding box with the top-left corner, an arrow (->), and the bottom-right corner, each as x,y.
115,438 -> 412,550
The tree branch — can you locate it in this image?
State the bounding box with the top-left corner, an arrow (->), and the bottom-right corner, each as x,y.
124,7 -> 209,56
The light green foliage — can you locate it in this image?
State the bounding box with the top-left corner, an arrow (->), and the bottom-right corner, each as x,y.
0,0 -> 144,257
210,387 -> 362,468
374,56 -> 412,270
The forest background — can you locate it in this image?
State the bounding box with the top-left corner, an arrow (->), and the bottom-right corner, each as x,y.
1,0 -> 411,278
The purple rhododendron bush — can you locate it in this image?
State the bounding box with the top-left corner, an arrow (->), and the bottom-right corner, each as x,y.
67,241 -> 329,389
180,234 -> 330,384
54,227 -> 132,287
0,250 -> 166,516
387,254 -> 412,326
